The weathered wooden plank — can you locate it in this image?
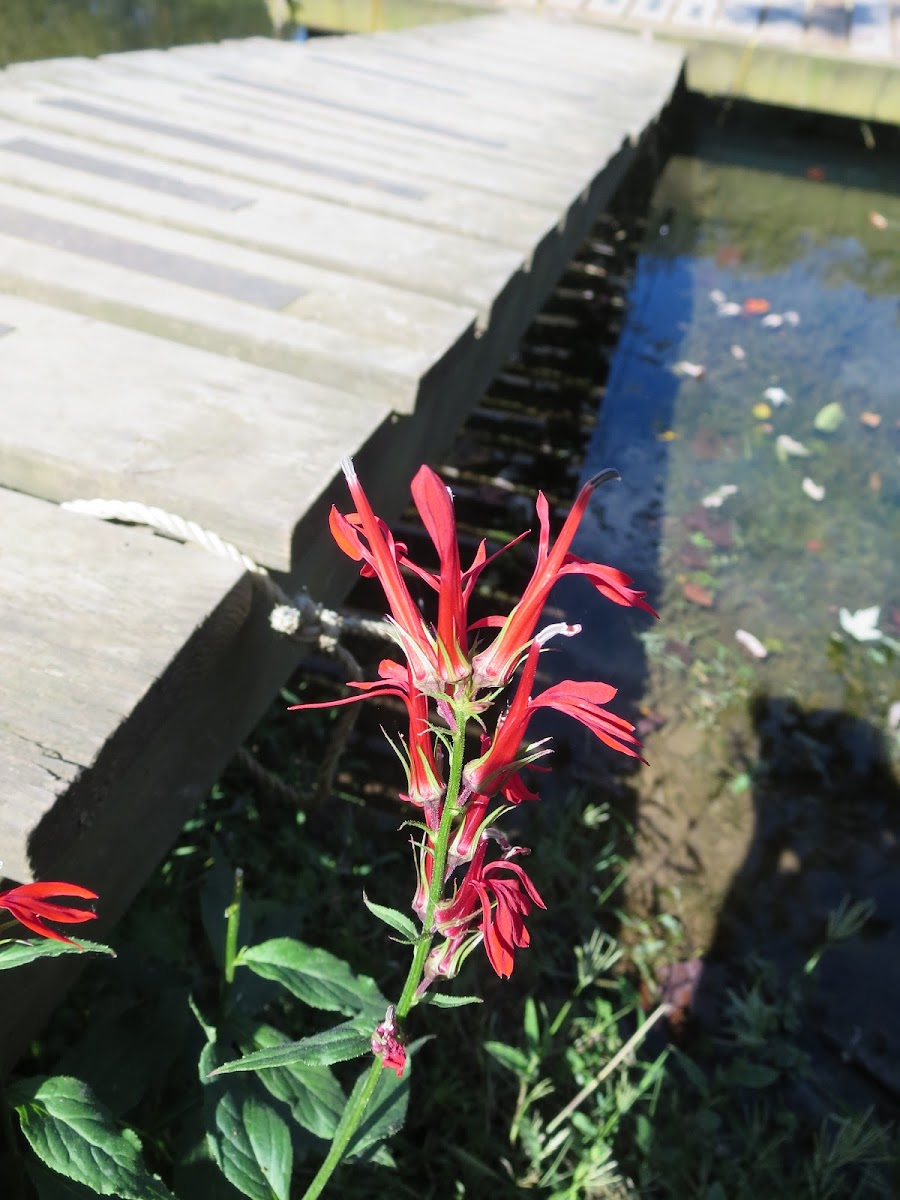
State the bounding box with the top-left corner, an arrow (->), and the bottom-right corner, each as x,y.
234,18 -> 675,124
0,81 -> 525,314
0,90 -> 522,321
160,40 -> 603,159
369,13 -> 674,86
90,45 -> 597,205
0,180 -> 482,414
0,294 -> 394,572
7,58 -> 565,253
0,489 -> 249,890
0,122 -> 482,346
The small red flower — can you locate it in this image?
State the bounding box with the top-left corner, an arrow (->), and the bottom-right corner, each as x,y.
0,881 -> 98,947
290,658 -> 444,810
329,458 -> 439,686
471,471 -> 656,689
436,841 -> 545,978
464,638 -> 643,798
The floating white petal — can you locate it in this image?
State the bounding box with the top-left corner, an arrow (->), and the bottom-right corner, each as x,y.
701,484 -> 739,509
776,434 -> 811,457
735,629 -> 768,659
802,477 -> 825,501
764,386 -> 791,406
675,361 -> 706,378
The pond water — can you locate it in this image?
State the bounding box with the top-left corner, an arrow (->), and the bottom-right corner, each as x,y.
556,105 -> 900,1101
0,0 -> 277,66
0,0 -> 472,67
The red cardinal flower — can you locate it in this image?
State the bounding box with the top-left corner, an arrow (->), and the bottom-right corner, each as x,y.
471,470 -> 656,689
436,840 -> 545,978
0,881 -> 98,946
398,465 -> 521,687
329,458 -> 439,686
464,637 -> 643,797
290,658 -> 444,810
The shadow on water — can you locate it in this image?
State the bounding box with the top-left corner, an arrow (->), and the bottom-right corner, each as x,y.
633,697 -> 900,1196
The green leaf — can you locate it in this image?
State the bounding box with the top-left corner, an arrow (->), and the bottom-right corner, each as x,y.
728,772 -> 751,796
426,993 -> 483,1009
340,1060 -> 410,1163
362,893 -> 419,943
813,401 -> 844,432
237,939 -> 385,1015
484,1041 -> 529,1074
523,997 -> 540,1050
237,1023 -> 346,1141
209,1091 -> 292,1200
722,1059 -> 780,1089
26,1155 -> 99,1199
0,939 -> 115,970
7,1075 -> 175,1199
211,1020 -> 371,1076
671,1048 -> 710,1096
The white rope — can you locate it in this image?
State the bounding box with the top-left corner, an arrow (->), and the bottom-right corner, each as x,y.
61,498 -> 266,575
61,496 -> 393,645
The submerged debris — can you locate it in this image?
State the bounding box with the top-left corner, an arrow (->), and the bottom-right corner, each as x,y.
764,386 -> 791,406
701,484 -> 738,509
776,434 -> 811,459
813,401 -> 845,432
735,629 -> 768,659
681,580 -> 714,608
674,360 -> 706,379
839,606 -> 882,642
802,477 -> 825,501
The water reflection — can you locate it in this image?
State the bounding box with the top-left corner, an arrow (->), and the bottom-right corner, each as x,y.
568,119 -> 899,956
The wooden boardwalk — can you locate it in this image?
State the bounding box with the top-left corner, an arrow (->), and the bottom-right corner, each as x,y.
353,0 -> 900,123
0,13 -> 682,1058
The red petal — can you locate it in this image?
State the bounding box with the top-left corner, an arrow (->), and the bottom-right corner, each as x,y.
1,881 -> 98,901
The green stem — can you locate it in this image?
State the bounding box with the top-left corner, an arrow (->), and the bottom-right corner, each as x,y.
300,715 -> 469,1200
220,867 -> 244,1019
301,1058 -> 382,1200
396,716 -> 467,1019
